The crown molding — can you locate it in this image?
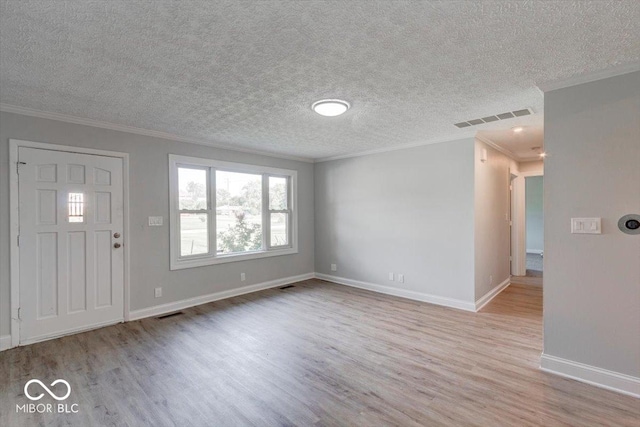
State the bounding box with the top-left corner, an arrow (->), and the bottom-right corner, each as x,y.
476,134 -> 545,164
518,157 -> 545,164
0,103 -> 547,165
536,62 -> 640,93
0,103 -> 314,163
475,134 -> 521,162
315,131 -> 477,163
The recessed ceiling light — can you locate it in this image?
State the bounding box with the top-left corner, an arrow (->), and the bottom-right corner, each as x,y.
540,152 -> 547,158
312,99 -> 350,117
512,126 -> 524,133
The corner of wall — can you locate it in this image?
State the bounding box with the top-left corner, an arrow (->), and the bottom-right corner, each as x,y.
473,139 -> 512,302
543,70 -> 640,392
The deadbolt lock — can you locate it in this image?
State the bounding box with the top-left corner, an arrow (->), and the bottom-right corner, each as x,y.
114,232 -> 121,238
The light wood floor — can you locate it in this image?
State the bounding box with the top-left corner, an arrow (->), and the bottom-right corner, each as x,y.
1,280 -> 638,426
510,275 -> 543,287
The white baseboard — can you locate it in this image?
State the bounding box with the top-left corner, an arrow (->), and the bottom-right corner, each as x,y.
526,249 -> 543,255
475,277 -> 511,311
129,273 -> 315,321
314,273 -> 476,312
540,353 -> 640,398
0,335 -> 11,352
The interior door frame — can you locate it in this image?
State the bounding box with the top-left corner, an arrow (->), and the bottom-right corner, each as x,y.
511,168 -> 544,277
9,139 -> 131,348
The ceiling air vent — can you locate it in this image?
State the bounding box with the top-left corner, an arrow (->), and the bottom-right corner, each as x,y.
512,109 -> 531,117
454,108 -> 533,128
496,112 -> 514,120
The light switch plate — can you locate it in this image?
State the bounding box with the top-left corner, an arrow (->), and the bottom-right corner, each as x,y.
571,218 -> 601,234
149,216 -> 163,226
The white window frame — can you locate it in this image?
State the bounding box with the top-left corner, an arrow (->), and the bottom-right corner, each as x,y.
169,154 -> 298,270
266,174 -> 293,249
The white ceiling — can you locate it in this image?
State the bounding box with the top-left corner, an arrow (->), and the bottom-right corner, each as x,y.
478,127 -> 546,162
1,1 -> 639,161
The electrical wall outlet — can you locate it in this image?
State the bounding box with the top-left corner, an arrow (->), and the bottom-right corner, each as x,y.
388,272 -> 394,281
154,287 -> 162,298
331,264 -> 337,271
397,274 -> 404,283
240,273 -> 246,281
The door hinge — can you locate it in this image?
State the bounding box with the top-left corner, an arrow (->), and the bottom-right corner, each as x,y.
17,235 -> 20,246
17,307 -> 21,320
17,161 -> 26,174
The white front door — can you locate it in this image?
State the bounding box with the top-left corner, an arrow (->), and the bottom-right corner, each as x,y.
18,147 -> 124,344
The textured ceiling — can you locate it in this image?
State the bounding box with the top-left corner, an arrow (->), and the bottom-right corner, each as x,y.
1,1 -> 639,160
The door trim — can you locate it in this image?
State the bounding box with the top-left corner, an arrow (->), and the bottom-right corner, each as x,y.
9,139 -> 131,348
511,169 -> 544,277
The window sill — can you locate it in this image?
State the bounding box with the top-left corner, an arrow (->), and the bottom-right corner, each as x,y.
170,247 -> 298,271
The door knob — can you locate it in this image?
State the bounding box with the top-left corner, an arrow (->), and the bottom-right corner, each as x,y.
113,243 -> 121,249
114,232 -> 121,238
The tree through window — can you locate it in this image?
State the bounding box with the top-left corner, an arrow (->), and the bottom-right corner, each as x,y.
169,155 -> 297,270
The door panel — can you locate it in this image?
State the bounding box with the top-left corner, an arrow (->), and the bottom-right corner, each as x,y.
18,147 -> 124,344
68,231 -> 87,313
37,190 -> 57,224
95,230 -> 113,308
36,232 -> 58,319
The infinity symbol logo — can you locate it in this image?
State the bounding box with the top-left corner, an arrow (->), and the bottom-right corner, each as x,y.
24,379 -> 71,401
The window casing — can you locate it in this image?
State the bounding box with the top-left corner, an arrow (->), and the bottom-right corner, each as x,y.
169,155 -> 298,270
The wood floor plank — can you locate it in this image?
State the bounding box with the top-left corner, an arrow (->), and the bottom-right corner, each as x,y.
1,279 -> 638,426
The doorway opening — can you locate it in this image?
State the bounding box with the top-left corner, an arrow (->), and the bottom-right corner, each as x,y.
525,176 -> 543,277
510,165 -> 543,287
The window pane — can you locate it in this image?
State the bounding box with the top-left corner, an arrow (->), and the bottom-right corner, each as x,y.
178,167 -> 207,210
269,176 -> 287,210
68,192 -> 84,223
180,213 -> 209,256
216,171 -> 262,254
270,213 -> 288,247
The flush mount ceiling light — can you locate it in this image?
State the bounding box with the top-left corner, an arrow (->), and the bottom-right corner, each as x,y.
512,126 -> 524,133
312,99 -> 350,117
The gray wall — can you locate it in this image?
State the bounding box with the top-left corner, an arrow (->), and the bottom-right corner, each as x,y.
544,71 -> 640,377
0,111 -> 315,336
525,176 -> 544,253
314,138 -> 476,303
474,140 -> 512,299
